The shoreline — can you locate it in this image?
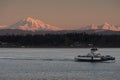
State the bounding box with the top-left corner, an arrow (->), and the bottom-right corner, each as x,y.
0,46 -> 120,48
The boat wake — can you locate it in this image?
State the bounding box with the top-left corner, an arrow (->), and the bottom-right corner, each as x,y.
0,57 -> 74,62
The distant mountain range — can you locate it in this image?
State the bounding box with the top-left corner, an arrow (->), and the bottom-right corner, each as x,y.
0,17 -> 120,35
81,22 -> 120,31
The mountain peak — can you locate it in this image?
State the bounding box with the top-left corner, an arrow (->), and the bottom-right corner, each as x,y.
23,17 -> 44,24
104,22 -> 110,25
24,17 -> 35,22
9,17 -> 61,31
103,22 -> 111,26
25,17 -> 33,20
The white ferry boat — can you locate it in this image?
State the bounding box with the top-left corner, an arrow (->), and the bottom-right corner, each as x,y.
74,48 -> 115,62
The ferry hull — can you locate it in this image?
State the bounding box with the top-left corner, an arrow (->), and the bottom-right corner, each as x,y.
74,57 -> 115,62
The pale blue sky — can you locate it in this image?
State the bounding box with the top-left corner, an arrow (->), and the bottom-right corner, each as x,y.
0,0 -> 120,29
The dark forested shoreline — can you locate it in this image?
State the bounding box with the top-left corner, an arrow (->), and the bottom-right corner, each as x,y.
0,33 -> 120,48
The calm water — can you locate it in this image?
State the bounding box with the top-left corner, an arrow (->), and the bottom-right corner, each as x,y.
0,48 -> 120,80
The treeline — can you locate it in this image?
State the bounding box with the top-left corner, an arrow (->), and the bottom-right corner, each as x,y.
0,33 -> 120,47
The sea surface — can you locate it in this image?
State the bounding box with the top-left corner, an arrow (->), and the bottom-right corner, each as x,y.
0,48 -> 120,80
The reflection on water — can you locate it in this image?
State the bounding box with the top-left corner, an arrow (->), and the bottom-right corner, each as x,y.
0,48 -> 120,80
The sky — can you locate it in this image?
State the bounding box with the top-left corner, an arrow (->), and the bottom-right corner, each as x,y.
0,0 -> 120,29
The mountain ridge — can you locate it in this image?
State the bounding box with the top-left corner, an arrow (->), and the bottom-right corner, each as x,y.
0,17 -> 120,32
81,22 -> 120,31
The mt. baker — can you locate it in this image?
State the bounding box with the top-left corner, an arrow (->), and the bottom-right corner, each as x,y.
9,17 -> 61,31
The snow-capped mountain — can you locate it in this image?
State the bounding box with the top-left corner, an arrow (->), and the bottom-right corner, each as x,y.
9,17 -> 61,31
81,22 -> 120,31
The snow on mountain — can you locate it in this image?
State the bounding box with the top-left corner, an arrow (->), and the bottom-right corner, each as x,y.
81,22 -> 120,31
1,18 -> 120,32
9,17 -> 61,31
